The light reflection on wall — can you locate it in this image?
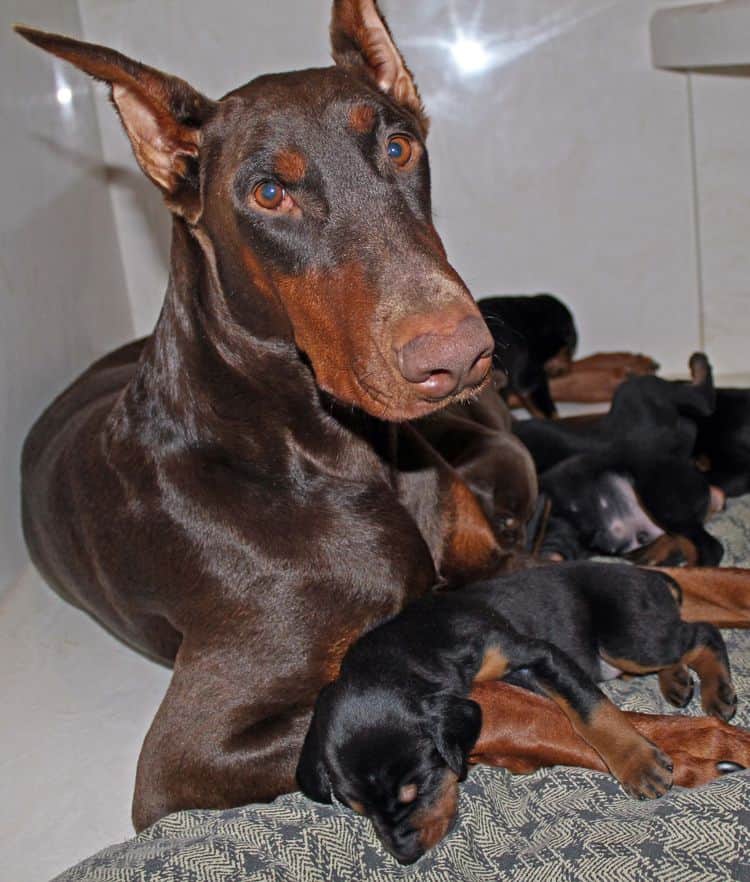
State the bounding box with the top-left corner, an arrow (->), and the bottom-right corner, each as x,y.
400,0 -> 620,118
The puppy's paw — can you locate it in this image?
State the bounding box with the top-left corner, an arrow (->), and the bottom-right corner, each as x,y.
703,680 -> 738,723
658,665 -> 694,709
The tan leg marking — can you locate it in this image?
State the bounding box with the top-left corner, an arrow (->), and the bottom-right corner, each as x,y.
474,647 -> 510,683
682,645 -> 737,721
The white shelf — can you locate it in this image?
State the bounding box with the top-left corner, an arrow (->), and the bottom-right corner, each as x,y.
651,0 -> 750,69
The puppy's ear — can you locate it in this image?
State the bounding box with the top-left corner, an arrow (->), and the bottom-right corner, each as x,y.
421,694 -> 482,781
296,687 -> 334,804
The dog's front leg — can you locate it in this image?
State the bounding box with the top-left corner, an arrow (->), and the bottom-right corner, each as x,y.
659,567 -> 750,628
470,680 -> 750,787
132,641 -> 314,831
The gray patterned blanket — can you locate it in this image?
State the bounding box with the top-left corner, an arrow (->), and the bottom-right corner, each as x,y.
55,497 -> 750,882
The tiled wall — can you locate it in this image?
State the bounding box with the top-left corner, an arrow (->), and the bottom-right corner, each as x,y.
0,0 -> 133,593
76,0 -> 748,376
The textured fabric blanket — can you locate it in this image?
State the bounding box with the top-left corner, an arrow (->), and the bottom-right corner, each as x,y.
54,498 -> 750,882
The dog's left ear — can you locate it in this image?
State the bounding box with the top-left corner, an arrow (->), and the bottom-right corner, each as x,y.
330,0 -> 428,135
14,25 -> 216,223
421,694 -> 482,781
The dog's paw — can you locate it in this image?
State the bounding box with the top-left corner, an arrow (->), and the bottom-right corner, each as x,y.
615,740 -> 674,800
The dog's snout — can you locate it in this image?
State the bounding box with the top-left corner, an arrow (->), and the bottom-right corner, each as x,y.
385,826 -> 423,865
395,314 -> 494,400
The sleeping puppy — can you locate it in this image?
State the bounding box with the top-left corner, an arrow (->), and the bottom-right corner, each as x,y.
297,563 -> 736,864
479,294 -> 578,418
537,449 -> 725,566
694,388 -> 750,497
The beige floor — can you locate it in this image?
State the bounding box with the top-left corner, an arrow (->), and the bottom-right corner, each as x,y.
0,565 -> 171,882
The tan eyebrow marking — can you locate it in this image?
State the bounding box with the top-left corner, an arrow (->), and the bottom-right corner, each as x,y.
348,103 -> 376,134
273,148 -> 307,183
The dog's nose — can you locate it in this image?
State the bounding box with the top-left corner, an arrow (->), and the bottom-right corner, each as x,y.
395,314 -> 494,400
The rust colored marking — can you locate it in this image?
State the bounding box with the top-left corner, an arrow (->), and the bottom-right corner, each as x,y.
657,567 -> 750,628
682,645 -> 733,714
348,103 -> 376,134
411,770 -> 458,852
599,652 -> 663,676
273,148 -> 307,183
441,477 -> 500,579
474,646 -> 509,683
627,534 -> 698,567
349,800 -> 365,816
323,630 -> 360,682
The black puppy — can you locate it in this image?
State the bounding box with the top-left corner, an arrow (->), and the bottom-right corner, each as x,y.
515,352 -> 716,472
516,353 -> 724,565
297,562 -> 735,864
695,388 -> 750,497
479,294 -> 578,418
536,449 -> 724,565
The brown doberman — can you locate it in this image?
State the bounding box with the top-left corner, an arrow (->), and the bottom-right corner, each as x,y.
16,1 -> 750,833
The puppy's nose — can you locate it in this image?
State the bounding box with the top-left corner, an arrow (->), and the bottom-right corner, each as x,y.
395,314 -> 494,400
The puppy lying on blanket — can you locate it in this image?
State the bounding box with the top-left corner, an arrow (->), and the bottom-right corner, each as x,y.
297,562 -> 737,864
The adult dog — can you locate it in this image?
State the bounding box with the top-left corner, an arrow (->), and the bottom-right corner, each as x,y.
17,0 -> 750,832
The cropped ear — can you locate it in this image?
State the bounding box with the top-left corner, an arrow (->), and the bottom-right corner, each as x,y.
421,694 -> 482,781
330,0 -> 428,135
296,687 -> 334,804
15,25 -> 216,223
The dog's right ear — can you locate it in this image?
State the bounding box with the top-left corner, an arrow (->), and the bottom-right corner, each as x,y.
421,693 -> 482,781
296,686 -> 334,804
14,26 -> 216,223
330,0 -> 428,136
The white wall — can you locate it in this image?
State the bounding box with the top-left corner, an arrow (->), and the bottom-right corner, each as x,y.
0,0 -> 133,594
76,0 -> 749,377
692,71 -> 750,376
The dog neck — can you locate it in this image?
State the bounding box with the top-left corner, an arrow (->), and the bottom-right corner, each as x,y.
108,219 -> 394,483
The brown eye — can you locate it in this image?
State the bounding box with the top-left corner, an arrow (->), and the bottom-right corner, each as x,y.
253,180 -> 285,210
387,135 -> 413,167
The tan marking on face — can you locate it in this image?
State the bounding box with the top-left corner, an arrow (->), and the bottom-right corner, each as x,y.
349,103 -> 376,134
474,646 -> 510,683
274,256 -> 485,420
411,770 -> 458,852
273,148 -> 307,183
277,262 -> 383,410
399,783 -> 418,804
349,799 -> 366,815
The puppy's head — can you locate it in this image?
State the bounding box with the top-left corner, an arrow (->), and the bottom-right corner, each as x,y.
297,684 -> 481,864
